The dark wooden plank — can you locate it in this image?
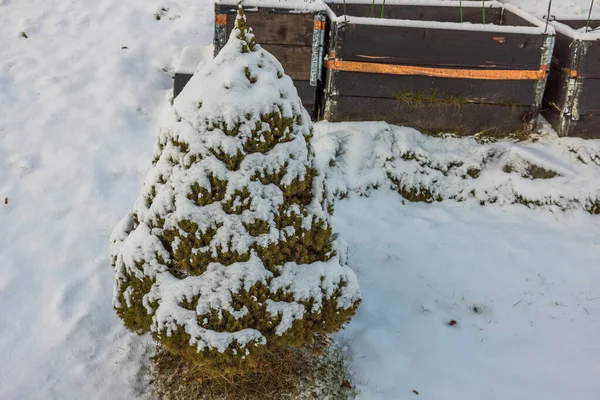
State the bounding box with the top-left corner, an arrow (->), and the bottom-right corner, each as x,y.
543,62 -> 569,111
294,80 -> 318,119
326,3 -> 502,24
334,23 -> 545,70
564,114 -> 600,138
581,78 -> 600,113
502,10 -> 536,28
328,96 -> 531,134
556,20 -> 600,31
330,70 -> 536,105
225,10 -> 315,46
541,107 -> 566,135
580,40 -> 600,78
551,31 -> 576,69
543,105 -> 600,138
258,44 -> 312,80
295,80 -> 317,103
173,73 -> 193,99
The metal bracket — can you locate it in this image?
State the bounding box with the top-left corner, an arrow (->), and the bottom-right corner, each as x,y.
559,39 -> 588,135
214,14 -> 227,57
529,33 -> 555,130
310,14 -> 326,87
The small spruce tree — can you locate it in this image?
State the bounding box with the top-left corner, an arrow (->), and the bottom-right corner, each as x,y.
111,6 -> 360,369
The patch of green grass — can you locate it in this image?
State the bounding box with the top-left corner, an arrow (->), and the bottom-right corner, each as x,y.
150,336 -> 358,400
396,89 -> 468,109
503,162 -> 560,180
473,126 -> 533,143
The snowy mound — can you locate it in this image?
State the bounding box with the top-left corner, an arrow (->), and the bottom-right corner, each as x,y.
110,8 -> 360,360
314,121 -> 600,213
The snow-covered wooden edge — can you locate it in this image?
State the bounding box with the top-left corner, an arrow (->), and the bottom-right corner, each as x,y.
215,0 -> 328,12
216,0 -> 553,35
548,19 -> 600,41
328,1 -> 554,35
327,0 -> 498,7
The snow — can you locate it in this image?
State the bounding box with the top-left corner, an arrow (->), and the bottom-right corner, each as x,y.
327,1 -> 553,34
216,0 -> 328,12
329,0 -> 501,6
499,0 -> 600,19
313,121 -> 600,213
334,191 -> 600,400
338,14 -> 552,34
549,19 -> 600,40
1,0 -> 600,399
175,45 -> 213,74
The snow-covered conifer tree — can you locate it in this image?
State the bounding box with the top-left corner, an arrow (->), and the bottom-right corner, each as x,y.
110,6 -> 360,367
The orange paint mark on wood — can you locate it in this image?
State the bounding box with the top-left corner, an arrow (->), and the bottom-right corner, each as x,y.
564,68 -> 578,78
325,59 -> 546,80
493,36 -> 506,44
314,20 -> 325,31
215,14 -> 227,25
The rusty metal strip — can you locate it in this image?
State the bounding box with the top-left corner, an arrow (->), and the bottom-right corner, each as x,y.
529,34 -> 555,129
213,14 -> 227,57
325,59 -> 547,80
214,14 -> 227,25
310,14 -> 326,87
564,68 -> 578,78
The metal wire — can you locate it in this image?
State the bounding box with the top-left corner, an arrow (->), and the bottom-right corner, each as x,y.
482,0 -> 486,24
380,0 -> 386,18
460,0 -> 463,22
545,0 -> 552,33
587,0 -> 595,32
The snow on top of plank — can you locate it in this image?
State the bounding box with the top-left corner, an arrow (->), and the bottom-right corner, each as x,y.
326,0 -> 502,8
336,15 -> 554,35
175,45 -> 214,75
216,0 -> 328,12
549,20 -> 600,41
501,3 -> 554,32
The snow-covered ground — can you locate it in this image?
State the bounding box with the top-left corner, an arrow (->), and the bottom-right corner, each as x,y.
1,0 -> 600,399
335,192 -> 600,400
501,0 -> 600,18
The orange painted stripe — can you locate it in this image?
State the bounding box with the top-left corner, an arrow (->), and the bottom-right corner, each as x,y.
314,20 -> 325,31
215,14 -> 227,25
326,59 -> 546,80
564,68 -> 578,78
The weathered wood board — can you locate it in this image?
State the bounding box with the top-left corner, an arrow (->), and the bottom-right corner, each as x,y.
173,73 -> 193,99
260,45 -> 313,80
214,3 -> 325,119
332,23 -> 545,70
544,106 -> 600,138
330,97 -> 530,133
326,3 -> 502,24
330,71 -> 536,105
542,20 -> 600,138
323,2 -> 553,135
225,12 -> 315,46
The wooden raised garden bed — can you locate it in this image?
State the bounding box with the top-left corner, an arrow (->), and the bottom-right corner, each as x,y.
322,0 -> 555,135
213,0 -> 329,119
543,18 -> 600,138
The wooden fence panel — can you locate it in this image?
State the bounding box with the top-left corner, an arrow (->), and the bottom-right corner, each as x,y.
329,97 -> 530,133
331,71 -> 536,105
225,12 -> 315,46
334,24 -> 545,70
326,3 -> 502,24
